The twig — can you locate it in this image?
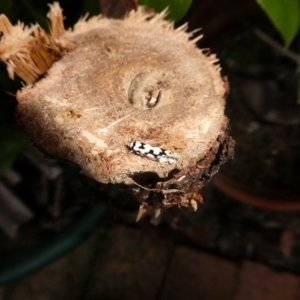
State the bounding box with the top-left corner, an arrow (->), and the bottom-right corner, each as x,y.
0,181 -> 34,238
254,28 -> 300,66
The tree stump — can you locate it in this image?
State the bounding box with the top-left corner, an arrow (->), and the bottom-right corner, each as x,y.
0,4 -> 234,215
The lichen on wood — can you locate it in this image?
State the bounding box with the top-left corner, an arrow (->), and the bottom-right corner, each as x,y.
0,2 -> 234,213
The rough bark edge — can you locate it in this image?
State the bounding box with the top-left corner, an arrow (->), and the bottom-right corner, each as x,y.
0,3 -> 206,84
0,3 -> 75,83
129,118 -> 234,218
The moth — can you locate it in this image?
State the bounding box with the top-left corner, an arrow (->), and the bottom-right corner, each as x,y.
128,141 -> 178,164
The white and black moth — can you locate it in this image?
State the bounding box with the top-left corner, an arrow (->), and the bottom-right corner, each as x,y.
128,141 -> 178,164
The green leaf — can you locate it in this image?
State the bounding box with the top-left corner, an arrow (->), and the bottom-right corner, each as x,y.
256,0 -> 300,47
0,127 -> 25,176
139,0 -> 192,22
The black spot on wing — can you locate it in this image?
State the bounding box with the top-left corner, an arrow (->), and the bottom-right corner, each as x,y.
138,142 -> 146,150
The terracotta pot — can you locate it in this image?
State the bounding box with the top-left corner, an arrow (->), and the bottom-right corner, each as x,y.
213,173 -> 300,211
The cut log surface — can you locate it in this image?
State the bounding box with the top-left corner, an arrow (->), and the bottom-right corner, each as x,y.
1,5 -> 234,210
